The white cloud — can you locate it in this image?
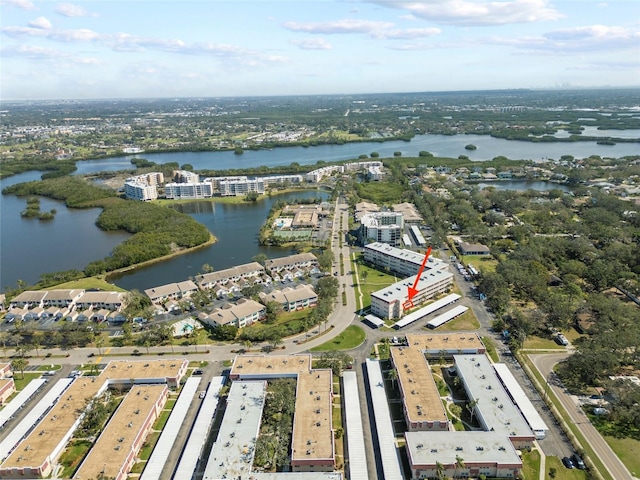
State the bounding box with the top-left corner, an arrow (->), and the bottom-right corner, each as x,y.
369,0 -> 564,26
283,19 -> 394,35
55,2 -> 97,18
28,16 -> 52,30
0,44 -> 68,58
374,27 -> 441,39
489,24 -> 640,52
290,38 -> 333,50
0,0 -> 36,10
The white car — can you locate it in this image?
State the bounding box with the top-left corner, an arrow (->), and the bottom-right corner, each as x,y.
199,391 -> 206,399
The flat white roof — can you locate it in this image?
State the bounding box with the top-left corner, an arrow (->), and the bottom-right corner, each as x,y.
410,225 -> 426,245
364,314 -> 385,328
372,269 -> 453,304
140,376 -> 202,480
203,381 -> 266,480
364,359 -> 404,480
492,364 -> 549,434
342,372 -> 369,480
405,431 -> 521,465
454,355 -> 533,439
0,379 -> 46,430
0,378 -> 73,461
172,376 -> 226,480
426,305 -> 469,328
394,293 -> 461,328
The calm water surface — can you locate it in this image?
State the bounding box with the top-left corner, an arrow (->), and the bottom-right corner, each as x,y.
0,172 -> 130,291
2,132 -> 638,292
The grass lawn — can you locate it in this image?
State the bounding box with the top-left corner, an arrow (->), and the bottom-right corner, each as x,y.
153,409 -> 172,430
50,277 -> 127,291
524,335 -> 564,350
59,440 -> 92,478
13,372 -> 43,391
481,336 -> 500,363
544,456 -> 587,480
311,325 -> 366,351
461,255 -> 497,273
431,310 -> 479,331
139,431 -> 161,461
604,436 -> 640,477
521,449 -> 540,480
352,255 -> 398,310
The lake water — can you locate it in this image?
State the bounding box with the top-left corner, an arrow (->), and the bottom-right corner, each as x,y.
74,132 -> 640,176
0,171 -> 130,291
107,190 -> 328,291
475,181 -> 571,192
2,131 -> 638,292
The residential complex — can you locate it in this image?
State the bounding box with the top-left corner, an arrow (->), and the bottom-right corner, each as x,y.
123,172 -> 164,201
199,299 -> 266,328
259,284 -> 318,311
359,212 -> 404,246
363,242 -> 446,278
370,269 -> 454,319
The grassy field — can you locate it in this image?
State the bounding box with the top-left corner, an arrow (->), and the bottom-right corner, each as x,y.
311,325 -> 366,351
432,310 -> 480,331
47,277 -> 127,291
521,448 -> 540,480
352,255 -> 398,310
13,372 -> 43,391
544,456 -> 587,480
524,335 -> 565,350
461,254 -> 497,273
604,436 -> 640,477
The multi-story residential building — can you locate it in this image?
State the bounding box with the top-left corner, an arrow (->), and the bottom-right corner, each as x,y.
359,212 -> 404,246
124,180 -> 158,201
195,262 -> 265,290
371,269 -> 453,319
264,253 -> 318,274
363,242 -> 446,277
259,284 -> 318,311
218,177 -> 264,196
172,169 -> 200,183
75,291 -> 126,311
164,182 -> 213,199
200,299 -> 266,328
144,280 -> 198,304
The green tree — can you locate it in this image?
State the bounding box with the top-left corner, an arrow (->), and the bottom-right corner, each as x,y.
11,357 -> 28,380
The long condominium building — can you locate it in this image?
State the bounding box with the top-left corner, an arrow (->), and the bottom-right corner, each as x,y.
164,181 -> 213,199
363,242 -> 446,277
371,269 -> 453,320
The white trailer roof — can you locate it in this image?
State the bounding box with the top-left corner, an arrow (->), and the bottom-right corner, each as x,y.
364,359 -> 403,480
426,305 -> 468,329
0,378 -> 46,429
171,376 -> 226,480
140,376 -> 202,480
492,363 -> 548,434
364,314 -> 385,328
342,372 -> 369,480
0,378 -> 73,461
394,293 -> 461,329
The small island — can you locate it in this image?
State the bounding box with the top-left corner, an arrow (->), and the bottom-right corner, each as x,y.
465,144 -> 478,150
20,197 -> 57,220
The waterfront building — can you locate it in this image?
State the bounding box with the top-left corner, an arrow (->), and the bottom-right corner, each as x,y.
164,181 -> 213,199
200,299 -> 266,328
124,172 -> 164,201
264,253 -> 318,274
144,280 -> 198,304
171,169 -> 200,183
195,262 -> 265,290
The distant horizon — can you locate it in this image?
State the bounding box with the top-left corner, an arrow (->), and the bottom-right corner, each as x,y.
2,1 -> 638,101
3,85 -> 640,104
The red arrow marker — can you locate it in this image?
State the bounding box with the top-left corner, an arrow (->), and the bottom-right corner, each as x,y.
406,246 -> 432,303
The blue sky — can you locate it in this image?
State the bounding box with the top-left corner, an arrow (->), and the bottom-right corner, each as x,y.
1,0 -> 639,100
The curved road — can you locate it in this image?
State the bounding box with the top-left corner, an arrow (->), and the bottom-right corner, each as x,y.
530,353 -> 633,480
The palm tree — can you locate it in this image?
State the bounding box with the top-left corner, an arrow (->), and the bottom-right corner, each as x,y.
435,460 -> 445,480
11,357 -> 28,380
466,398 -> 479,424
454,455 -> 465,479
95,335 -> 105,356
387,368 -> 399,389
31,331 -> 43,358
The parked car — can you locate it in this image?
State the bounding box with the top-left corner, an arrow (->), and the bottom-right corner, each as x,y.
199,391 -> 206,399
562,457 -> 574,469
572,453 -> 586,470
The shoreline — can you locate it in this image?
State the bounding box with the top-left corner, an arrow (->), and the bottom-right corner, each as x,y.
104,232 -> 217,283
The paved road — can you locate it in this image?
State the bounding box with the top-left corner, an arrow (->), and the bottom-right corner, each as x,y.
531,353 -> 633,480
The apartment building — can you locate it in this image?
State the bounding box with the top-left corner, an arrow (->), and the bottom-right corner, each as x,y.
359,212 -> 404,246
